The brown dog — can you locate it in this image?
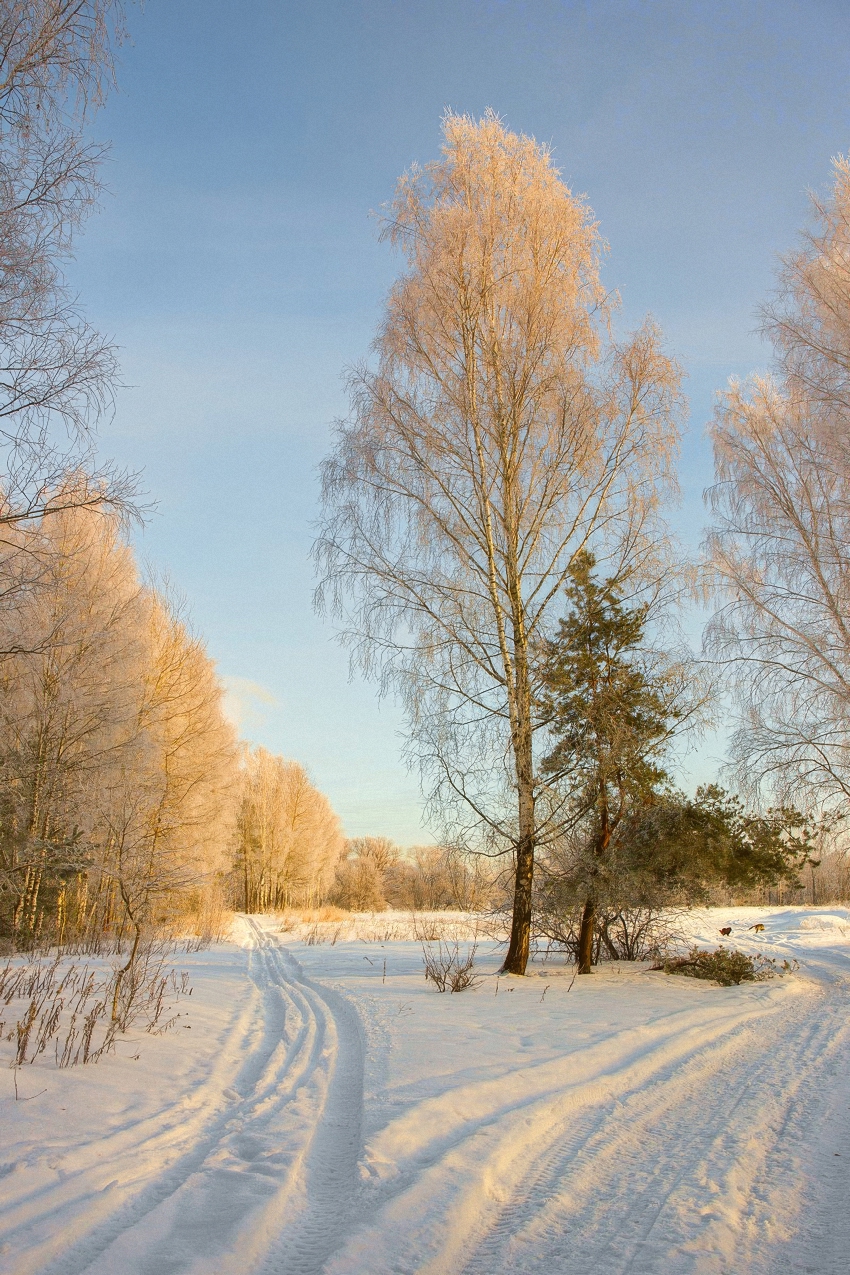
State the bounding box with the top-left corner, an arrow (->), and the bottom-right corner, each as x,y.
719,927 -> 732,937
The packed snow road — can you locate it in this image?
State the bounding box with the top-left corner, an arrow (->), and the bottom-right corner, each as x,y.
0,917 -> 364,1275
2,908 -> 850,1274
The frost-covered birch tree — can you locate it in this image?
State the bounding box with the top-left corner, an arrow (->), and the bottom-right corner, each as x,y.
707,156 -> 850,812
315,112 -> 684,974
0,1 -> 136,656
0,504 -> 146,941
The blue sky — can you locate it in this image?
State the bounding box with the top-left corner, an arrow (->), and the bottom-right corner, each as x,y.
70,0 -> 850,842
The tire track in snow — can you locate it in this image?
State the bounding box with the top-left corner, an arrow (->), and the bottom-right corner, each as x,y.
326,964 -> 850,1275
2,917 -> 363,1275
248,919 -> 366,1275
461,981 -> 850,1275
324,990 -> 783,1273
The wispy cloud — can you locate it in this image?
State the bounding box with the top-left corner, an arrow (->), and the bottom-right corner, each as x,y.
221,675 -> 279,735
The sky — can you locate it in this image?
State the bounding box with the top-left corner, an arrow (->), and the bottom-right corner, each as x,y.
68,0 -> 850,843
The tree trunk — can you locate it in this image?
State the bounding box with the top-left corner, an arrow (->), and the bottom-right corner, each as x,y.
500,636 -> 536,976
577,896 -> 595,973
600,916 -> 620,962
578,788 -> 610,975
111,921 -> 141,1026
502,829 -> 534,974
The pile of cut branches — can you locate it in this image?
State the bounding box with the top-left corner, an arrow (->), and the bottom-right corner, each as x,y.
654,946 -> 795,987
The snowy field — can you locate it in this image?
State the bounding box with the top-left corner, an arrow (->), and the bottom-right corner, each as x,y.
2,908 -> 850,1275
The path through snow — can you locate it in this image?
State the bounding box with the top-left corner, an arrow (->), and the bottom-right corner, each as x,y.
2,908 -> 850,1273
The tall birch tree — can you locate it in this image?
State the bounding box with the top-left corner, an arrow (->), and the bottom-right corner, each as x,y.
707,156 -> 850,811
0,2 -> 136,659
315,113 -> 684,974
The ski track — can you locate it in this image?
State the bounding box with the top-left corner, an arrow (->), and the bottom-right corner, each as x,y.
0,916 -> 364,1275
3,911 -> 850,1274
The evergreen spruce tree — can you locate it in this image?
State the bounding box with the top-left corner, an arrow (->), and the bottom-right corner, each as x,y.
540,552 -> 680,972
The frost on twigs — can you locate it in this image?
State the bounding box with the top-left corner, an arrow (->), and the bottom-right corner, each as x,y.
654,946 -> 798,987
422,939 -> 480,993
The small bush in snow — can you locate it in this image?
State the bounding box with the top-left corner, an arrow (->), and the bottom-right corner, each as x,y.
655,946 -> 791,986
422,940 -> 480,992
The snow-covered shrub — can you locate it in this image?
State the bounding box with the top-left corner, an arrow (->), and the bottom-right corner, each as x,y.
534,899 -> 683,964
110,940 -> 190,1034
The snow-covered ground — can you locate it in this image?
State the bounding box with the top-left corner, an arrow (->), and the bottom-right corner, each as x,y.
2,907 -> 850,1274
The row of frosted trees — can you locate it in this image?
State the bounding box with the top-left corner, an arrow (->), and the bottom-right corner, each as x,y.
0,1 -> 345,952
233,748 -> 343,913
0,504 -> 345,950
